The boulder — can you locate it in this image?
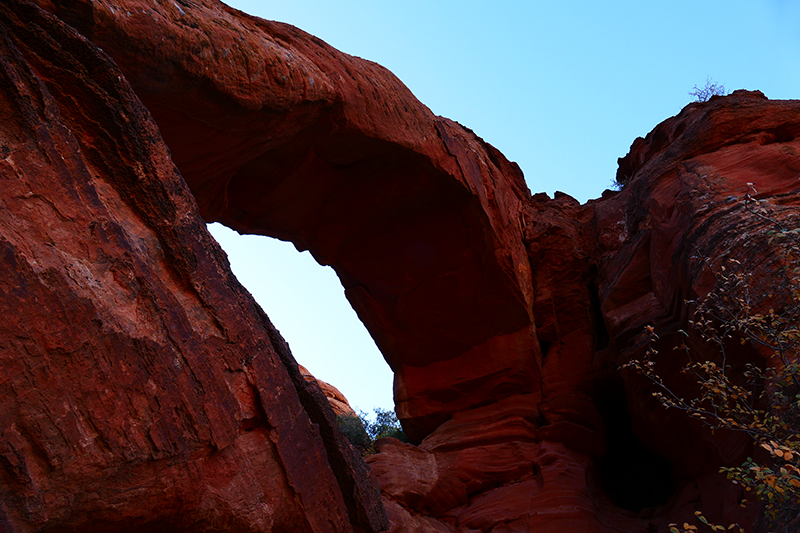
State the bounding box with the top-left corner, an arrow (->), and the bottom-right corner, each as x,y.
299,365 -> 358,418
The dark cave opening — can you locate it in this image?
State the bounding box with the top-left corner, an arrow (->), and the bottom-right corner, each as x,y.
593,375 -> 674,513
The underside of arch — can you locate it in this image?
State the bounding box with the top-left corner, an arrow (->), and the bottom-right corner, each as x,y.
62,0 -> 541,440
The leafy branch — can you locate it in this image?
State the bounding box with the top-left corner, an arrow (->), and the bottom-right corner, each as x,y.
624,189 -> 800,532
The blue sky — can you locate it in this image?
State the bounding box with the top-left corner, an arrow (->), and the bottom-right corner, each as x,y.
210,1 -> 800,414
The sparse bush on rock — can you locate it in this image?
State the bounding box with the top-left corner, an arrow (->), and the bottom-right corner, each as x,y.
338,407 -> 408,454
690,77 -> 727,102
626,188 -> 800,532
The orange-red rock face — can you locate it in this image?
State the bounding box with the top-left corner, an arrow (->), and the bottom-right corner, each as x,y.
364,91 -> 800,532
299,365 -> 359,418
4,0 -> 800,531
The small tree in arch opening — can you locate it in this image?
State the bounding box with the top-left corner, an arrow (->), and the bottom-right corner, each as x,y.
337,407 -> 408,455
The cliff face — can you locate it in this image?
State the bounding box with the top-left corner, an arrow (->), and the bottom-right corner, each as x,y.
38,0 -> 537,444
0,2 -> 385,531
2,0 -> 799,531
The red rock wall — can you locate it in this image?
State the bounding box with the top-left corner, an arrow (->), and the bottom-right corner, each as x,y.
0,2 -> 386,531
5,0 -> 800,531
30,0 -> 540,442
365,90 -> 800,532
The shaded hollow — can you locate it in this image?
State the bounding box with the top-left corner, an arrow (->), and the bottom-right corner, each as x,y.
593,374 -> 674,513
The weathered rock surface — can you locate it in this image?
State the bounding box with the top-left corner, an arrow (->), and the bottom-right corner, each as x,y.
4,0 -> 800,531
29,0 -> 539,442
299,365 -> 358,418
0,2 -> 386,531
366,90 -> 800,531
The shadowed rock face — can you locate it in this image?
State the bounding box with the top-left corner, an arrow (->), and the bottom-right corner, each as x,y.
4,0 -> 800,531
0,2 -> 386,531
40,0 -> 539,443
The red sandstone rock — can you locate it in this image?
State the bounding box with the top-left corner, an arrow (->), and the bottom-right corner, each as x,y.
30,0 -> 539,441
0,2 -> 386,531
5,0 -> 800,531
299,365 -> 358,418
366,91 -> 798,531
594,90 -> 800,529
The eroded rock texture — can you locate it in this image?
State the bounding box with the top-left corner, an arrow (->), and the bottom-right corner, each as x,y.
0,2 -> 386,531
29,0 -> 537,443
3,0 -> 800,531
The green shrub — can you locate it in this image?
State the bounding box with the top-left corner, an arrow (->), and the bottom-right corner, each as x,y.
365,407 -> 409,443
337,407 -> 408,454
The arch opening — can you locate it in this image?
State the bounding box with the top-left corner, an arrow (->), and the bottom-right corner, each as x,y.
208,223 -> 395,413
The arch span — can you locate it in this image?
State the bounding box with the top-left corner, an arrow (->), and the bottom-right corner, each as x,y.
56,0 -> 541,440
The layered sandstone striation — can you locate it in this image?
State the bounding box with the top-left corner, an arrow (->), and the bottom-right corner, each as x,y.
3,0 -> 800,531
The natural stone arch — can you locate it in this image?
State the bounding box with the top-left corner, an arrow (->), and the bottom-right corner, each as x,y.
21,1 -> 800,531
0,2 -> 388,530
65,0 -> 541,441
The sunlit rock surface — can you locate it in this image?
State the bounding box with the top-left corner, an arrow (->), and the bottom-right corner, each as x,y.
299,365 -> 358,418
4,0 -> 800,530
